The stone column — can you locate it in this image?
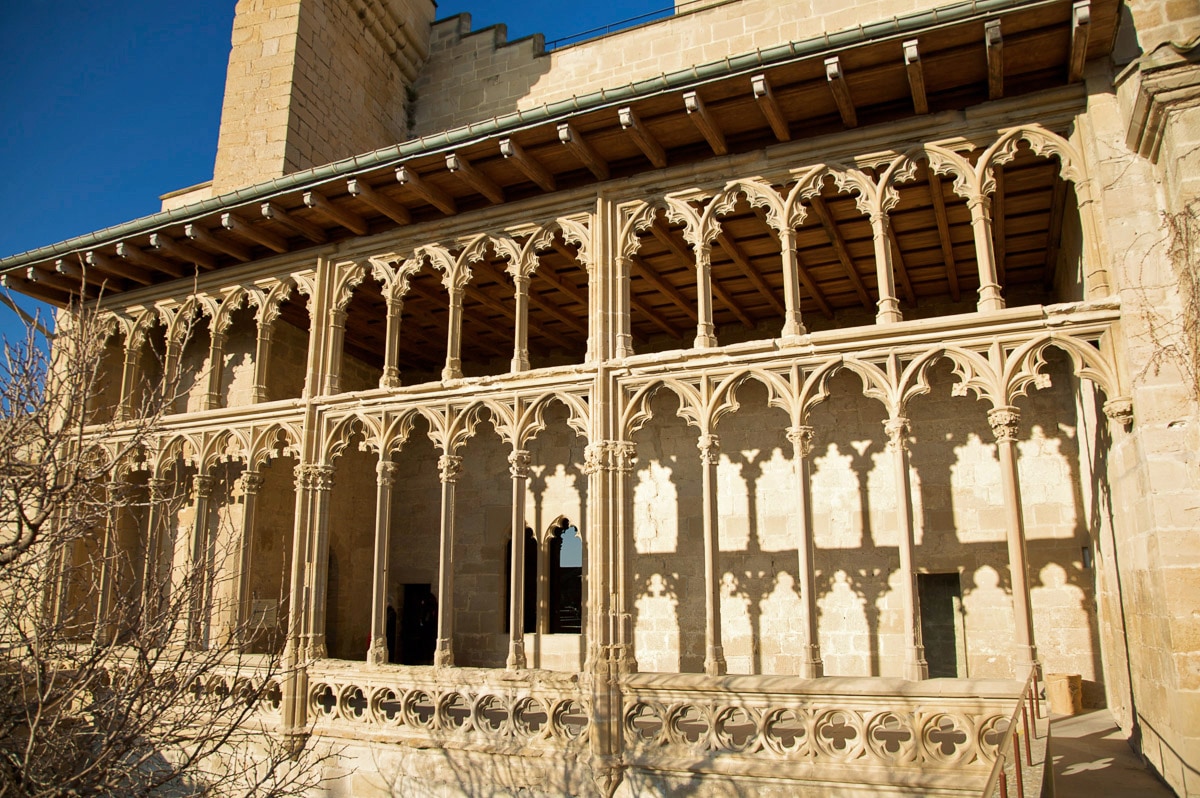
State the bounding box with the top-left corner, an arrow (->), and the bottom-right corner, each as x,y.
188,473 -> 215,648
614,257 -> 634,359
434,454 -> 463,667
506,449 -> 531,668
282,462 -> 314,739
140,477 -> 169,623
694,243 -> 718,348
379,297 -> 403,388
988,406 -> 1038,673
885,416 -> 928,680
368,460 -> 397,665
967,195 -> 1005,312
698,433 -> 726,676
510,275 -> 531,373
163,337 -> 183,405
786,425 -> 823,678
869,212 -> 903,323
778,229 -> 808,339
119,337 -> 141,420
93,481 -> 122,645
230,470 -> 264,648
613,441 -> 638,672
251,320 -> 274,403
324,308 -> 347,395
203,330 -> 227,410
443,288 -> 465,380
304,465 -> 335,660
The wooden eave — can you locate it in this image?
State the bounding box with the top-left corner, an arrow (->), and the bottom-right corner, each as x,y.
0,0 -> 1119,326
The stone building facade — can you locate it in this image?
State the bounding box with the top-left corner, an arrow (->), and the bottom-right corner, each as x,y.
3,0 -> 1199,794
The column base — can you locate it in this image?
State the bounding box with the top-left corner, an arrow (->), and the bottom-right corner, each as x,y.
906,648 -> 929,681
367,638 -> 389,666
505,642 -> 527,670
434,639 -> 454,668
977,285 -> 1005,312
693,334 -> 718,349
799,646 -> 824,679
704,646 -> 726,676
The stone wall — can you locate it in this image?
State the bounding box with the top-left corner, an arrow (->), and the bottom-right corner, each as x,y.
212,0 -> 435,194
628,358 -> 1102,688
412,0 -> 958,137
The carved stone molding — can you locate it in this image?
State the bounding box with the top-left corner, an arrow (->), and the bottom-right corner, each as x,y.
1102,396 -> 1134,430
987,406 -> 1021,443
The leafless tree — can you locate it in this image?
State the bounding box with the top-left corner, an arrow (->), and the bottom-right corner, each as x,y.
0,295 -> 324,797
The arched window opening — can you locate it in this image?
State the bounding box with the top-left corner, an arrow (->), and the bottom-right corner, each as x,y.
549,519 -> 582,634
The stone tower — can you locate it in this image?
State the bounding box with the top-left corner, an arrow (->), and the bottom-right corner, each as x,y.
211,0 -> 436,194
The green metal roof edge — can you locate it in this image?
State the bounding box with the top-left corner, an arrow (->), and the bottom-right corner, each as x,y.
0,0 -> 1042,272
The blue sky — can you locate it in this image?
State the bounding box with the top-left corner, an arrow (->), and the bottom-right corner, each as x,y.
0,0 -> 667,339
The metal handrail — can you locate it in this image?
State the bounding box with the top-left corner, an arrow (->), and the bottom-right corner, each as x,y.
981,668 -> 1040,798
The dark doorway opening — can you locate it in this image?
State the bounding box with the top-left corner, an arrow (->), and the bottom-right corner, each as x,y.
918,572 -> 966,678
398,583 -> 436,665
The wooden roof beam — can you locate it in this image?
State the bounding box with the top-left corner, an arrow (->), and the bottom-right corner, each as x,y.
86,250 -> 155,285
26,265 -> 95,299
446,152 -> 505,204
55,258 -> 123,291
793,248 -> 835,319
149,233 -> 217,270
185,223 -> 251,262
903,40 -> 929,115
499,139 -> 556,192
405,281 -> 509,358
629,254 -> 698,322
618,107 -> 667,168
751,74 -> 791,142
714,232 -> 785,315
471,259 -> 587,336
1069,1 -> 1091,83
347,179 -> 412,225
2,272 -> 69,305
558,123 -> 610,181
396,166 -> 457,216
683,92 -> 728,156
648,221 -> 751,327
262,202 -> 327,244
928,172 -> 963,302
304,190 -> 369,235
631,297 -> 682,339
824,57 -> 858,128
1042,177 -> 1068,289
808,196 -> 872,309
985,20 -> 1004,100
116,241 -> 187,278
888,231 -> 917,305
539,250 -> 590,307
221,213 -> 288,254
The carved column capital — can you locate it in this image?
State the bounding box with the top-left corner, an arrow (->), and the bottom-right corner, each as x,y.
1102,396 -> 1134,431
239,471 -> 265,496
786,425 -> 815,458
987,406 -> 1021,443
438,455 -> 463,484
192,473 -> 215,499
508,449 -> 531,480
583,442 -> 605,475
697,433 -> 720,465
376,460 -> 398,488
884,416 -> 910,451
613,441 -> 636,474
294,463 -> 334,492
